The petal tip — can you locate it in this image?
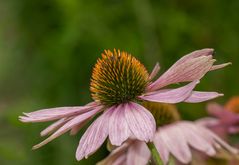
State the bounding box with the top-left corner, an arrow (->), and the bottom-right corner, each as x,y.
75,154 -> 83,161
195,80 -> 200,84
218,93 -> 224,97
32,145 -> 39,150
19,116 -> 28,122
40,132 -> 46,137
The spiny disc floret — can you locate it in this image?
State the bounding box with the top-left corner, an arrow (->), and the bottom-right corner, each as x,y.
90,49 -> 149,105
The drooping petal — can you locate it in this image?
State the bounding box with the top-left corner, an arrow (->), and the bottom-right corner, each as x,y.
184,91 -> 223,103
76,109 -> 112,161
147,54 -> 214,91
125,102 -> 156,142
198,125 -> 238,154
113,154 -> 127,165
69,103 -> 100,136
97,142 -> 130,165
109,104 -> 131,146
183,123 -> 216,156
19,102 -> 99,122
159,124 -> 192,164
101,144 -> 128,165
149,62 -> 160,81
32,107 -> 102,150
140,80 -> 199,103
40,118 -> 70,136
153,132 -> 170,164
126,141 -> 150,165
154,121 -> 238,164
69,120 -> 88,136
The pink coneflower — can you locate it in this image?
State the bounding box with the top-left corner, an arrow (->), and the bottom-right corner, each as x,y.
98,102 -> 238,165
97,121 -> 238,165
19,48 -> 229,160
197,97 -> 239,139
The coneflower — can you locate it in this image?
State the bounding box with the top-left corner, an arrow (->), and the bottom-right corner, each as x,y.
19,48 -> 230,161
197,96 -> 239,139
97,103 -> 238,165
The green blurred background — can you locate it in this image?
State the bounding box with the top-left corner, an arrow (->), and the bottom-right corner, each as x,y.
0,0 -> 239,164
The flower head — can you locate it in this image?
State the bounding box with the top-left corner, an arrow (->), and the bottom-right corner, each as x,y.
197,96 -> 239,139
98,121 -> 238,165
19,48 -> 229,160
225,96 -> 239,114
98,102 -> 238,165
91,49 -> 149,105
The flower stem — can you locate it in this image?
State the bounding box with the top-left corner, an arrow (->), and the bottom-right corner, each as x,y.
147,142 -> 163,165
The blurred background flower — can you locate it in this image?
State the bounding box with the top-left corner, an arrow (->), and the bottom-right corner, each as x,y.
0,0 -> 239,165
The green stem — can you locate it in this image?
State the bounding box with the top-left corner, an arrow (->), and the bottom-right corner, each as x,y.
147,142 -> 163,165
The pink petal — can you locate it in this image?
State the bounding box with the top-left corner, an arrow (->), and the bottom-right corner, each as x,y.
125,102 -> 156,142
32,107 -> 101,150
126,141 -> 150,165
96,142 -> 130,165
228,126 -> 239,134
148,53 -> 214,91
140,80 -> 199,103
19,102 -> 99,122
175,48 -> 214,64
159,124 -> 192,164
149,62 -> 160,81
195,117 -> 220,128
112,155 -> 127,165
198,125 -> 238,154
153,133 -> 170,164
210,62 -> 232,71
109,104 -> 131,146
70,120 -> 88,135
184,91 -> 223,103
182,123 -> 216,156
76,109 -> 112,160
207,103 -> 239,123
207,103 -> 225,117
154,121 -> 238,164
40,118 -> 70,136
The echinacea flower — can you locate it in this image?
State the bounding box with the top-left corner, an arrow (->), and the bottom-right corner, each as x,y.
98,122 -> 238,165
197,96 -> 239,139
19,48 -> 229,160
98,102 -> 238,165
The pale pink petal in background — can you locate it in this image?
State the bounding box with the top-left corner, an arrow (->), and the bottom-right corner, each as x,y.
154,122 -> 238,164
158,124 -> 192,164
126,141 -> 150,165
